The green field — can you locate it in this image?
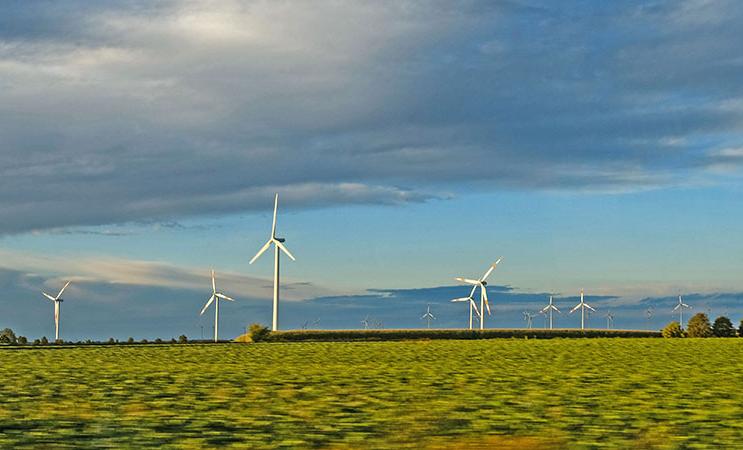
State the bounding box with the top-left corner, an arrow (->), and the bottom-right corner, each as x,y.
1,338 -> 742,449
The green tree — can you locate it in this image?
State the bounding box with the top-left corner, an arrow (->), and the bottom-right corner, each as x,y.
17,336 -> 28,345
155,338 -> 163,344
40,336 -> 49,345
662,321 -> 685,338
246,323 -> 270,342
107,338 -> 115,344
687,313 -> 713,337
739,320 -> 743,337
178,335 -> 188,344
127,337 -> 135,344
712,316 -> 736,337
0,328 -> 16,344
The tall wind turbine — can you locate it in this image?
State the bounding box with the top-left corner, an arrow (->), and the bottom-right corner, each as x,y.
451,296 -> 480,329
41,281 -> 71,341
199,270 -> 235,342
540,295 -> 561,330
250,193 -> 295,331
454,258 -> 503,330
605,311 -> 615,329
673,295 -> 692,327
421,305 -> 436,329
522,311 -> 535,329
569,289 -> 596,330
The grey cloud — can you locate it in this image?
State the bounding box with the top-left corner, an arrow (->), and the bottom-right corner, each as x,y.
2,0 -> 743,233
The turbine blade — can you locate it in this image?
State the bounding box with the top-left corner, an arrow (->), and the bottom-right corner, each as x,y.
570,304 -> 581,314
56,281 -> 71,299
482,287 -> 491,315
275,240 -> 296,261
456,278 -> 480,285
553,306 -> 561,313
200,295 -> 215,315
540,305 -> 550,313
585,304 -> 596,312
470,300 -> 481,318
211,269 -> 216,294
451,297 -> 471,302
672,304 -> 680,311
215,293 -> 234,301
42,292 -> 56,302
249,240 -> 272,264
271,193 -> 278,238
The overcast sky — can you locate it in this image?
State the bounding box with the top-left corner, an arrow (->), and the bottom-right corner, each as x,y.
2,0 -> 743,339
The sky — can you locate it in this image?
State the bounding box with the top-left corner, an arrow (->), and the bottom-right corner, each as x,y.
2,0 -> 743,340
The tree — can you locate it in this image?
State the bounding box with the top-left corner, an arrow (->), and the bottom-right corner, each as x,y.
33,338 -> 41,345
0,328 -> 16,344
154,338 -> 163,344
246,323 -> 270,343
178,335 -> 188,344
107,338 -> 115,344
17,336 -> 28,345
712,316 -> 736,337
40,336 -> 49,345
687,313 -> 713,337
127,337 -> 135,344
662,321 -> 685,338
739,320 -> 743,337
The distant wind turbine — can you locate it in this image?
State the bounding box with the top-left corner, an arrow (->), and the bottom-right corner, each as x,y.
570,289 -> 596,330
673,295 -> 692,327
361,315 -> 370,330
540,295 -> 561,330
453,258 -> 503,330
421,305 -> 436,329
41,281 -> 71,341
522,311 -> 535,329
605,311 -> 615,329
250,193 -> 295,331
199,270 -> 235,342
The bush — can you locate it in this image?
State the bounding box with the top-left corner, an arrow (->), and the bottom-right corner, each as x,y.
662,322 -> 685,338
687,313 -> 713,338
712,316 -> 736,337
177,335 -> 188,344
246,323 -> 271,342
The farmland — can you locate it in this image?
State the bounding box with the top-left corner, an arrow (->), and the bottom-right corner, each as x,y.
1,339 -> 742,449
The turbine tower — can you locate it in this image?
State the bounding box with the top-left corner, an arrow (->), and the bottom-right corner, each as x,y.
605,311 -> 615,329
569,289 -> 596,330
41,281 -> 71,341
454,258 -> 502,330
199,270 -> 235,342
673,295 -> 692,327
540,295 -> 561,330
250,193 -> 295,331
421,305 -> 436,329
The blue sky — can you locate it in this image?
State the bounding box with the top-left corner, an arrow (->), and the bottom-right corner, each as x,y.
2,0 -> 743,339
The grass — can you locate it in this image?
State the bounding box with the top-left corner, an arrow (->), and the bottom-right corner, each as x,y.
1,338 -> 742,448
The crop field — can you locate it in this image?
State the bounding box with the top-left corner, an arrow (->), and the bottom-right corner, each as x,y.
1,339 -> 742,449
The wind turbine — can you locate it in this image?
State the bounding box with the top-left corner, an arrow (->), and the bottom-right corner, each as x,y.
645,306 -> 654,330
41,281 -> 71,341
454,258 -> 503,330
522,311 -> 535,329
250,193 -> 295,331
673,295 -> 691,327
421,305 -> 436,329
605,311 -> 615,329
361,315 -> 370,330
199,270 -> 235,342
570,289 -> 596,330
451,294 -> 481,329
540,295 -> 561,330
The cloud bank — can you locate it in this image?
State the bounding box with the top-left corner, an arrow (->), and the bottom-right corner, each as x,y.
2,0 -> 743,233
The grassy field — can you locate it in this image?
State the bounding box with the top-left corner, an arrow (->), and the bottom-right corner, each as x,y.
1,339 -> 742,449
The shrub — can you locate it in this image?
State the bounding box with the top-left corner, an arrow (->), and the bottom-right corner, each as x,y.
662,322 -> 685,338
177,335 -> 188,344
712,316 -> 736,337
246,323 -> 271,342
687,313 -> 713,338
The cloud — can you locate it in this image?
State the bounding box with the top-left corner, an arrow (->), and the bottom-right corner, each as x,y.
2,1 -> 743,233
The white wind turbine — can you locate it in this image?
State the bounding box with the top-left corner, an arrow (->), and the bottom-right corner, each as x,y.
453,258 -> 503,330
605,311 -> 615,329
41,281 -> 71,341
421,305 -> 436,329
540,295 -> 561,330
199,270 -> 235,342
570,289 -> 596,330
522,311 -> 535,329
673,295 -> 692,327
250,193 -> 296,331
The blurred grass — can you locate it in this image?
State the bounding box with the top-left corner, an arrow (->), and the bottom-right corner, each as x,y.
0,339 -> 741,448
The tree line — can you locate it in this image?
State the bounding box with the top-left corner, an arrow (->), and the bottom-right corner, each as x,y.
662,313 -> 740,338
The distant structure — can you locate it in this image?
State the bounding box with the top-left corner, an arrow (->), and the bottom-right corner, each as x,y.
540,295 -> 561,330
421,305 -> 436,329
570,289 -> 596,330
199,270 -> 235,342
250,193 -> 296,331
673,295 -> 692,326
452,258 -> 503,330
41,281 -> 71,341
605,311 -> 614,329
522,311 -> 535,329
361,315 -> 370,330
